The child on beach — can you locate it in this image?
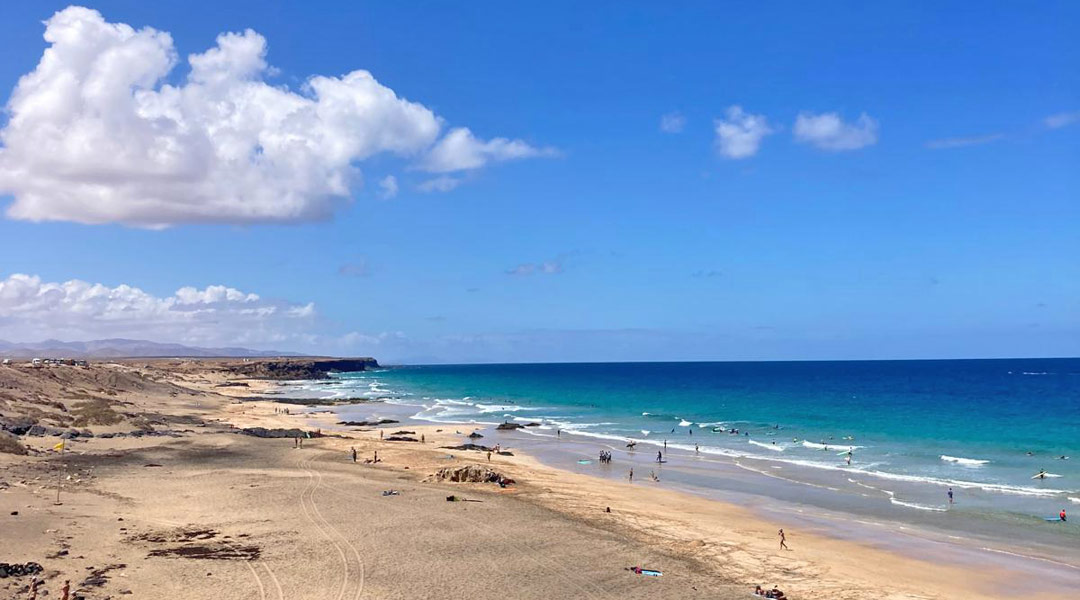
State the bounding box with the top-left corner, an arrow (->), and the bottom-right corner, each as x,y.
778,529 -> 788,550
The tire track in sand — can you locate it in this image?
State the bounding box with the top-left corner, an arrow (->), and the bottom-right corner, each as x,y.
297,454 -> 366,600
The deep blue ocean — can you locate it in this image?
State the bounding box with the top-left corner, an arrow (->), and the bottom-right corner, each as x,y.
326,359 -> 1080,514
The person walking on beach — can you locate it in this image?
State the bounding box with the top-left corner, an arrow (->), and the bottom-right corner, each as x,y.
373,450 -> 379,463
657,450 -> 663,463
421,434 -> 425,444
487,451 -> 492,461
60,580 -> 70,600
557,429 -> 561,438
664,439 -> 668,450
947,487 -> 954,504
351,447 -> 357,463
778,529 -> 788,550
628,468 -> 634,482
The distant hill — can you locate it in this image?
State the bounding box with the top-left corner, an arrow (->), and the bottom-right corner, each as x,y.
0,338 -> 306,359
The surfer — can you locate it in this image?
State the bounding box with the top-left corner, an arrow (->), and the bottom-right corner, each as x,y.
1035,469 -> 1048,479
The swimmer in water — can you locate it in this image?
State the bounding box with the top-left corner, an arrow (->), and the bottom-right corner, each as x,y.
1035,469 -> 1048,479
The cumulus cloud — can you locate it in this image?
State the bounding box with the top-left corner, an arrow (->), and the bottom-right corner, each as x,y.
793,111 -> 878,151
713,106 -> 774,159
0,7 -> 548,227
1044,111 -> 1080,129
416,175 -> 462,193
421,127 -> 557,173
376,175 -> 399,199
925,133 -> 1004,149
0,273 -> 318,346
660,111 -> 686,133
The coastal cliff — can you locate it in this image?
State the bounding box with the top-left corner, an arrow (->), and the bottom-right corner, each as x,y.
226,357 -> 379,380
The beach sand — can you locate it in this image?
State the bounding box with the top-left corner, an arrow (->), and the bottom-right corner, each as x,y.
0,360 -> 1059,599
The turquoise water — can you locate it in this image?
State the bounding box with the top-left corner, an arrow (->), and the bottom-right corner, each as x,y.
298,359 -> 1080,554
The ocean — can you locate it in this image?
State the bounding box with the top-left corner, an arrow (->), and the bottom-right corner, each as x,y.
284,358 -> 1080,570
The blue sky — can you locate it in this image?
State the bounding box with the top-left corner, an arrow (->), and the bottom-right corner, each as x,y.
0,2 -> 1076,362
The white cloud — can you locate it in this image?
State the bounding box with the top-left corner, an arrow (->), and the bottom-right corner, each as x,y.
1044,111 -> 1080,129
713,106 -> 774,159
660,111 -> 686,133
0,273 -> 316,346
925,133 -> 1003,149
377,175 -> 398,199
793,111 -> 878,151
506,259 -> 563,276
421,127 -> 557,173
0,7 -> 547,227
416,175 -> 462,193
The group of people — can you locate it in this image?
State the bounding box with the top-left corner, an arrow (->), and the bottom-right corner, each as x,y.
753,585 -> 787,599
598,450 -> 613,463
27,578 -> 70,600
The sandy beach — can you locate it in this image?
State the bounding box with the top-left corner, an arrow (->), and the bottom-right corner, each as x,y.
0,359 -> 1067,599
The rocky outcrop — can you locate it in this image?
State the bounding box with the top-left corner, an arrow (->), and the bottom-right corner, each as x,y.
385,435 -> 418,442
228,358 -> 379,380
240,427 -> 323,439
337,419 -> 398,427
495,423 -> 523,430
429,464 -> 515,486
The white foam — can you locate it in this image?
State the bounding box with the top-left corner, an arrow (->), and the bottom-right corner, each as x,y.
678,419 -> 693,427
802,441 -> 862,451
889,498 -> 947,512
1069,497 -> 1080,504
749,439 -> 784,452
940,455 -> 990,466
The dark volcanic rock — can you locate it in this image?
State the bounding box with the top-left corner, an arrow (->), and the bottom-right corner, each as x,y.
384,436 -> 419,442
0,562 -> 43,578
442,443 -> 492,452
337,419 -> 398,427
228,358 -> 379,381
240,427 -> 323,439
467,432 -> 484,439
495,423 -> 523,431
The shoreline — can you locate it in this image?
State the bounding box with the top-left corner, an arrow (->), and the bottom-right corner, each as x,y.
256,375 -> 1078,598
2,360 -> 1076,599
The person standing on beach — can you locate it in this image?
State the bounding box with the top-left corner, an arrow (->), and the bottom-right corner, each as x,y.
948,488 -> 954,504
628,468 -> 633,482
664,439 -> 667,450
487,451 -> 492,461
421,434 -> 426,444
657,450 -> 663,463
778,529 -> 788,550
380,429 -> 384,440
351,447 -> 357,463
60,580 -> 70,600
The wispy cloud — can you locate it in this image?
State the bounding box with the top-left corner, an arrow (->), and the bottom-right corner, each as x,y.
1044,111 -> 1080,129
416,176 -> 463,193
338,260 -> 371,277
505,258 -> 564,276
660,111 -> 686,133
794,111 -> 878,151
925,133 -> 1004,149
377,175 -> 399,199
713,106 -> 774,159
